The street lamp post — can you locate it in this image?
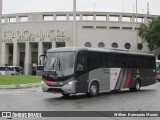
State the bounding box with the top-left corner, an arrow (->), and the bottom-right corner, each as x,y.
73,0 -> 77,46
136,0 -> 138,52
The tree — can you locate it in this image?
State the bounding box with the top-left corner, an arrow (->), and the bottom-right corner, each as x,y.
138,16 -> 160,51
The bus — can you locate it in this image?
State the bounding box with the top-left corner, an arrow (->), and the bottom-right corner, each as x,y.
41,47 -> 156,97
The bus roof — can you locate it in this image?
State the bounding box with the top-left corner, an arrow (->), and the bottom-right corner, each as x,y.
47,47 -> 154,57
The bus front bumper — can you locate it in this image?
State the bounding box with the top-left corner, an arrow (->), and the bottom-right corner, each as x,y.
42,80 -> 76,94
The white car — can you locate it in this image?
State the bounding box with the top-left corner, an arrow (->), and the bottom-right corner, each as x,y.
0,66 -> 23,75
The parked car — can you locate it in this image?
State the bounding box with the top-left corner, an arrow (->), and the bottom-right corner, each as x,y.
36,65 -> 44,76
0,66 -> 23,75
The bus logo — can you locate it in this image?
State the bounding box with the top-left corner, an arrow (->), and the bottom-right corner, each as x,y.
2,112 -> 11,118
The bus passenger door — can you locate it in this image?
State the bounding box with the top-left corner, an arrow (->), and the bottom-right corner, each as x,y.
75,51 -> 88,93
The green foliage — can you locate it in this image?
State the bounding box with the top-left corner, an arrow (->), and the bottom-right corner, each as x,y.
0,76 -> 41,85
138,16 -> 160,51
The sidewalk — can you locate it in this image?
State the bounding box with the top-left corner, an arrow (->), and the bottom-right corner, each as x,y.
0,83 -> 41,89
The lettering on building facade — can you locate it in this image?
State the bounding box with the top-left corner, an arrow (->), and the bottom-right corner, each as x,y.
2,29 -> 70,43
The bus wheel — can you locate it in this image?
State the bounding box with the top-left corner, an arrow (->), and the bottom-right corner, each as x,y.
129,80 -> 141,92
88,82 -> 99,97
62,94 -> 70,97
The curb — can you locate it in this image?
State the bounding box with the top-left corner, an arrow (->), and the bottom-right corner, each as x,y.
0,83 -> 41,89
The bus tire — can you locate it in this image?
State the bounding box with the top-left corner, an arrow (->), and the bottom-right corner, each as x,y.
88,82 -> 99,97
129,80 -> 141,92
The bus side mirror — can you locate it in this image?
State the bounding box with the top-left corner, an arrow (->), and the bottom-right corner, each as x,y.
39,54 -> 46,66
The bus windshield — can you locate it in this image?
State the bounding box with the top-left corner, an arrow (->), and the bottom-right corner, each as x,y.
44,52 -> 75,77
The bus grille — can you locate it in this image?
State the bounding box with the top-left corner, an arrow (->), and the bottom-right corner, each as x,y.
48,88 -> 64,93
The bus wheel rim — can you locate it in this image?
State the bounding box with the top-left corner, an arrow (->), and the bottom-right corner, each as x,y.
90,85 -> 97,94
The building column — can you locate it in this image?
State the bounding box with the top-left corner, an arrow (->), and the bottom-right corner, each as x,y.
38,42 -> 44,65
24,42 -> 32,75
118,15 -> 122,22
16,16 -> 20,22
72,0 -> 77,46
106,15 -> 109,21
80,14 -> 83,21
131,16 -> 135,22
93,14 -> 96,21
1,43 -> 9,65
13,43 -> 20,66
66,14 -> 70,21
52,41 -> 56,48
53,14 -> 56,21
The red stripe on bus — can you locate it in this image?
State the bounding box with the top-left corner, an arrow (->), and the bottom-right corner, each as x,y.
124,70 -> 131,88
44,80 -> 54,85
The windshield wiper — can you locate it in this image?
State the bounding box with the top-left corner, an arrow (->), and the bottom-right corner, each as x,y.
51,58 -> 57,70
58,59 -> 60,71
58,57 -> 64,77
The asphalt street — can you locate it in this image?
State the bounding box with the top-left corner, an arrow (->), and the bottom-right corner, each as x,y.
0,81 -> 160,120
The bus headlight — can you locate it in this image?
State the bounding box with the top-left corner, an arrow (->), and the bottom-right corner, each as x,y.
65,81 -> 74,86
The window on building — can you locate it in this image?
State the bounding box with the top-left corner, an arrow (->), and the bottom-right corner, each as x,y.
83,16 -> 93,21
20,16 -> 28,22
56,16 -> 66,21
122,17 -> 131,22
122,27 -> 133,30
109,16 -> 119,21
112,42 -> 118,48
98,42 -> 105,48
84,42 -> 91,47
137,43 -> 143,50
96,16 -> 106,21
124,43 -> 131,49
96,26 -> 107,29
134,17 -> 143,22
8,17 -> 16,23
43,15 -> 54,21
1,18 -> 5,23
135,27 -> 140,30
56,42 -> 65,48
70,16 -> 80,20
82,26 -> 94,29
44,43 -> 52,52
109,26 -> 120,29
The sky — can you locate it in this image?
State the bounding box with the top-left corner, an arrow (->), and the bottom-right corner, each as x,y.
2,0 -> 160,15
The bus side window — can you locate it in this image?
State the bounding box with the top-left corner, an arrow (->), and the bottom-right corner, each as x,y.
108,54 -> 114,67
76,52 -> 87,77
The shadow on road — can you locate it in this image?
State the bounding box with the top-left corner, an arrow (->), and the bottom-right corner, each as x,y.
44,88 -> 157,102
